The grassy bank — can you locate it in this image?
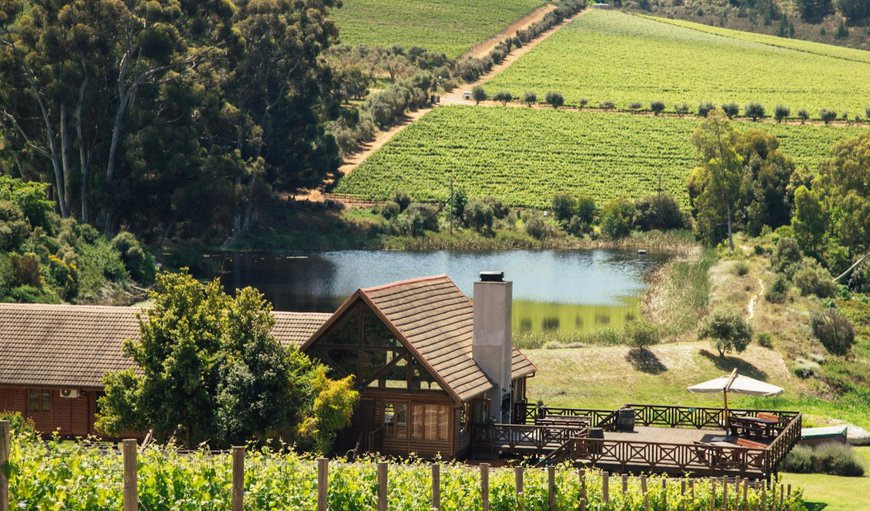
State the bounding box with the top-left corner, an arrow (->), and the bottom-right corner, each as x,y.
782,447 -> 870,511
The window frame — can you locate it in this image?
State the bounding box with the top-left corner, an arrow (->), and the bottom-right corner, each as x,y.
27,389 -> 51,412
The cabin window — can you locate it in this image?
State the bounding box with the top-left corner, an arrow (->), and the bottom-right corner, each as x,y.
384,402 -> 407,439
27,390 -> 51,412
411,404 -> 449,441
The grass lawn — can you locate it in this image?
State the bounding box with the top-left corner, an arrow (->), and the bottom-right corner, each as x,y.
485,9 -> 870,115
335,106 -> 863,208
782,447 -> 870,511
330,0 -> 543,57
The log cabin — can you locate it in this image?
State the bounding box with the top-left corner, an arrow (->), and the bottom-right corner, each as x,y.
0,273 -> 535,459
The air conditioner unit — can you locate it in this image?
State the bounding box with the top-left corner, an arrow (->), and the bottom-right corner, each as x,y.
59,388 -> 80,399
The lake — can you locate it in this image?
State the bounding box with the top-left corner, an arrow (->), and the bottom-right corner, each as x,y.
207,250 -> 670,337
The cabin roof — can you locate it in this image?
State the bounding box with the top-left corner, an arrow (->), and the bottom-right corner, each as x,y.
0,303 -> 330,388
303,275 -> 536,402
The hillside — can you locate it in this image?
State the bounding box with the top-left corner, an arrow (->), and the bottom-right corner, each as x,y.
333,106 -> 864,207
485,9 -> 870,115
330,0 -> 545,56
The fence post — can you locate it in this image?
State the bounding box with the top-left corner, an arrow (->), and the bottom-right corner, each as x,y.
481,463 -> 490,511
778,484 -> 784,510
122,439 -> 137,511
1,420 -> 9,511
602,472 -> 610,504
579,469 -> 587,511
378,462 -> 388,511
232,446 -> 244,511
662,479 -> 667,510
680,479 -> 686,511
743,478 -> 749,510
432,464 -> 440,511
640,475 -> 649,511
690,479 -> 695,506
710,479 -> 716,511
317,458 -> 328,511
622,474 -> 628,494
515,466 -> 524,511
548,466 -> 555,511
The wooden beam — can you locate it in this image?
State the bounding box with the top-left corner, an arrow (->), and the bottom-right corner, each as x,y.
122,439 -> 137,511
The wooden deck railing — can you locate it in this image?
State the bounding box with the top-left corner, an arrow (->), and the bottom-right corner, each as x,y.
473,423 -> 589,455
764,412 -> 802,472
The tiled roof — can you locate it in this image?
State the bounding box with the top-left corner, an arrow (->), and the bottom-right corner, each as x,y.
354,275 -> 535,402
0,303 -> 329,388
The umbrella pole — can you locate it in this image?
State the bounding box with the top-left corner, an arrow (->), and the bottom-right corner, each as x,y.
723,389 -> 729,435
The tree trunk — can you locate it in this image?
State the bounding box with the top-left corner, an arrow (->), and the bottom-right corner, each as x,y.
60,104 -> 72,217
77,72 -> 90,223
726,204 -> 734,251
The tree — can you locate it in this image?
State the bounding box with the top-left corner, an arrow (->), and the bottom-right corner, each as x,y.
698,309 -> 753,357
545,91 -> 564,109
675,103 -> 690,116
492,91 -> 513,106
839,0 -> 870,24
820,109 -> 838,124
629,102 -> 643,113
734,130 -> 797,234
687,111 -> 743,249
796,0 -> 833,22
797,109 -> 810,123
635,194 -> 684,230
774,105 -> 790,123
600,198 -> 636,239
450,187 -> 468,220
698,102 -> 716,117
472,86 -> 487,105
523,91 -> 537,107
624,320 -> 660,351
811,309 -> 855,356
576,195 -> 597,224
745,103 -> 766,121
817,131 -> 870,254
464,199 -> 495,232
578,98 -> 588,109
650,101 -> 666,116
552,193 -> 577,222
792,185 -> 827,256
722,103 -> 740,118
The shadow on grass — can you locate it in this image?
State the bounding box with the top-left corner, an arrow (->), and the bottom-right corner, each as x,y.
626,348 -> 667,374
699,349 -> 768,380
803,502 -> 828,511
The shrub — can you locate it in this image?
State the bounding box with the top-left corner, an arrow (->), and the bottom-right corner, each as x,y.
492,90 -> 513,106
523,91 -> 537,107
650,101 -> 666,115
10,252 -> 42,288
564,215 -> 590,237
393,190 -> 412,211
482,196 -> 510,219
624,320 -> 660,350
552,193 -> 576,222
835,21 -> 849,38
578,97 -> 588,109
575,195 -> 596,224
380,200 -> 401,220
524,215 -> 550,240
600,198 -> 636,239
811,309 -> 855,356
756,332 -> 774,348
793,109 -> 808,124
771,237 -> 802,272
820,109 -> 837,124
732,260 -> 750,276
545,91 -> 564,109
698,309 -> 753,357
793,257 -> 837,297
675,103 -> 690,116
815,443 -> 866,476
774,105 -> 790,123
634,194 -> 684,231
698,102 -> 715,117
781,445 -> 814,472
463,200 -> 494,233
745,103 -> 765,121
598,101 -> 615,111
765,273 -> 789,303
471,85 -> 487,104
628,102 -> 642,113
111,232 -> 156,284
403,203 -> 440,236
793,359 -> 821,378
449,188 -> 467,220
722,103 -> 739,118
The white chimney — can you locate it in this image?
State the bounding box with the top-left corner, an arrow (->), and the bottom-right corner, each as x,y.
473,271 -> 513,423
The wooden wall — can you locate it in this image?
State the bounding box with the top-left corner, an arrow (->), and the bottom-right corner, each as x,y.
0,386 -> 97,437
360,389 -> 455,458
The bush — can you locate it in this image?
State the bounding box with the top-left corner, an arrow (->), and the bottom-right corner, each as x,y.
675,103 -> 690,116
815,443 -> 866,476
564,215 -> 590,237
111,232 -> 156,284
793,359 -> 821,378
523,91 -> 537,106
698,102 -> 715,117
492,90 -> 513,106
393,190 -> 412,211
634,194 -> 684,231
650,101 -> 666,115
578,98 -> 588,109
732,260 -> 750,276
793,257 -> 837,297
380,200 -> 401,220
482,196 -> 510,219
774,105 -> 790,123
811,309 -> 855,356
781,445 -> 814,472
628,102 -> 642,112
722,103 -> 739,118
765,273 -> 789,303
624,320 -> 660,350
771,237 -> 802,272
600,198 -> 636,239
756,332 -> 774,348
463,200 -> 494,233
698,309 -> 753,357
745,102 -> 765,121
524,215 -> 551,240
10,252 -> 42,288
552,193 -> 576,222
545,91 -> 564,109
449,188 -> 467,221
575,196 -> 596,224
598,101 -> 615,111
471,85 -> 487,104
797,109 -> 809,123
820,109 -> 837,124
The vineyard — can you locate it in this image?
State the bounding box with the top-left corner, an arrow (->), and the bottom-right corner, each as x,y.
330,0 -> 544,57
484,9 -> 870,115
5,426 -> 807,511
333,106 -> 864,208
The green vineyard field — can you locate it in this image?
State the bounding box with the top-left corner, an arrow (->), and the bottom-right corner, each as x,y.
334,106 -> 865,208
484,9 -> 870,115
331,0 -> 544,57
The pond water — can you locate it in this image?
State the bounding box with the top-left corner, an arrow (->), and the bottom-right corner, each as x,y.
206,250 -> 670,337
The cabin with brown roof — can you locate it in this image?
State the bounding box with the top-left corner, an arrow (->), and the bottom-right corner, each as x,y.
0,273 -> 535,459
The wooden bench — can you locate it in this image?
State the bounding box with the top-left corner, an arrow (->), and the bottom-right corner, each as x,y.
736,437 -> 767,449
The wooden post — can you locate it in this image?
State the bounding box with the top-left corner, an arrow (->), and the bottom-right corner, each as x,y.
579,469 -> 587,511
378,462 -> 388,511
317,458 -> 328,511
481,463 -> 490,511
602,472 -> 610,504
122,439 -> 137,511
786,484 -> 791,500
681,479 -> 686,511
779,484 -> 784,510
515,466 -> 524,511
548,466 -> 555,511
662,479 -> 667,510
743,479 -> 749,510
641,475 -> 649,511
232,446 -> 244,511
432,464 -> 441,511
690,479 -> 695,506
622,474 -> 628,494
0,421 -> 9,511
723,476 -> 729,511
711,479 -> 716,511
761,484 -> 766,511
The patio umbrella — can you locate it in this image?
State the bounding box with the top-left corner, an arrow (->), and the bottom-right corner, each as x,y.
687,369 -> 783,432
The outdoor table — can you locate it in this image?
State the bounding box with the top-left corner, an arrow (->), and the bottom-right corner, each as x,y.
729,415 -> 778,437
